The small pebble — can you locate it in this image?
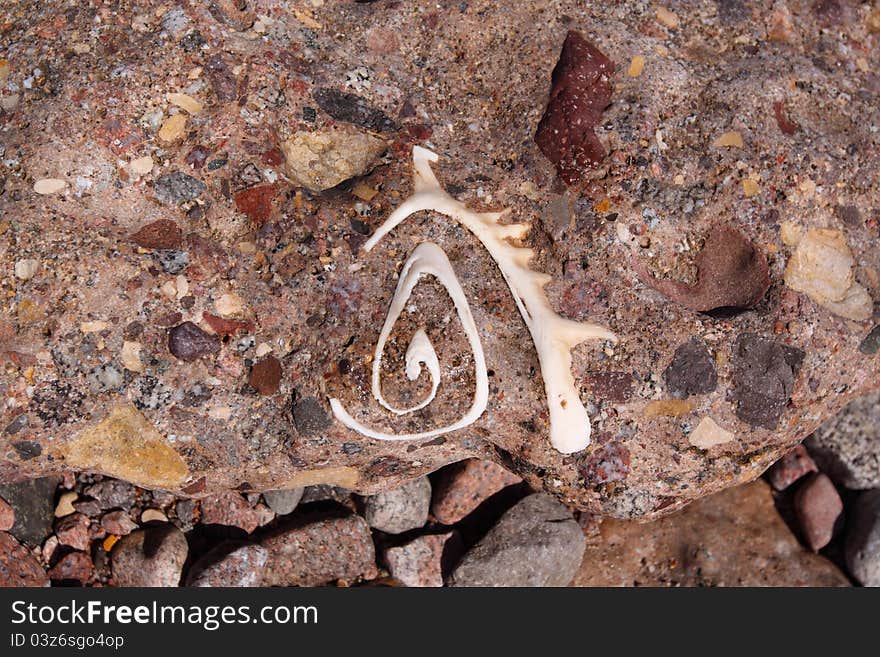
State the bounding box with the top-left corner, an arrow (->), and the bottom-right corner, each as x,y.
249,356 -> 282,395
689,416 -> 734,449
627,55 -> 645,77
713,131 -> 744,148
794,473 -> 843,551
158,113 -> 187,142
167,92 -> 203,115
656,7 -> 680,29
14,259 -> 39,281
33,178 -> 67,194
129,156 -> 154,176
54,491 -> 78,518
214,292 -> 246,317
168,321 -> 221,362
140,508 -> 168,523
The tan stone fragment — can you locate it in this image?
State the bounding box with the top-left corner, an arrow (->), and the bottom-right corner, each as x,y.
282,127 -> 386,192
63,404 -> 189,489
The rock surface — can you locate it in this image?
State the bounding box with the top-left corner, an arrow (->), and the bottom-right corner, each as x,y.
363,476 -> 431,534
806,391 -> 880,490
448,493 -> 585,587
1,1 -> 878,520
573,480 -> 850,586
111,525 -> 188,587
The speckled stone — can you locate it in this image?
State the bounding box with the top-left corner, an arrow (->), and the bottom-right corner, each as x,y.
111,525 -> 188,587
187,541 -> 269,587
363,476 -> 431,534
260,512 -> 377,586
0,532 -> 49,587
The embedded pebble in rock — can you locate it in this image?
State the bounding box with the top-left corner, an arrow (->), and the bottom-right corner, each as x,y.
157,113 -> 187,143
47,551 -> 94,584
0,532 -> 49,587
363,476 -> 431,534
0,498 -> 13,531
261,513 -> 378,586
663,338 -> 717,398
794,473 -> 843,552
432,459 -> 522,525
384,532 -> 457,587
167,92 -> 203,115
731,333 -> 805,430
14,258 -> 39,281
54,491 -> 77,518
200,493 -> 263,533
187,541 -> 269,587
249,356 -> 282,395
783,228 -> 873,321
281,127 -> 386,192
64,406 -> 189,491
573,481 -> 849,586
214,293 -> 246,318
688,416 -> 734,450
766,445 -> 817,492
0,477 -> 60,547
448,494 -> 585,587
33,178 -> 66,195
312,87 -> 397,132
262,488 -> 304,516
168,322 -> 221,362
54,512 -> 90,551
153,171 -> 206,204
83,480 -> 136,511
845,490 -> 880,587
534,31 -> 613,186
130,219 -> 183,250
290,397 -> 332,437
806,391 -> 880,490
128,156 -> 154,177
111,525 -> 188,587
101,510 -> 137,536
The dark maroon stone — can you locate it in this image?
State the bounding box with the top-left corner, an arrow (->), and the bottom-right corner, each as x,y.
534,31 -> 614,185
664,338 -> 717,398
168,322 -> 221,362
731,333 -> 805,430
130,219 -> 183,250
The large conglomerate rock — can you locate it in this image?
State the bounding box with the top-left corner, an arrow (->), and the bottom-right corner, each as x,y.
1,1 -> 878,520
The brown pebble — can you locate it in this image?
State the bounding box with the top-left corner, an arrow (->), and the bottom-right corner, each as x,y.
130,219 -> 183,250
168,321 -> 221,362
794,473 -> 843,551
249,356 -> 282,395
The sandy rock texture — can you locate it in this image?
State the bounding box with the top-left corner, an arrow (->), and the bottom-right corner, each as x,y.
1,1 -> 878,519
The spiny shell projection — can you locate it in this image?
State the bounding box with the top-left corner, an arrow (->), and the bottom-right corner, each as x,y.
329,147 -> 617,454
